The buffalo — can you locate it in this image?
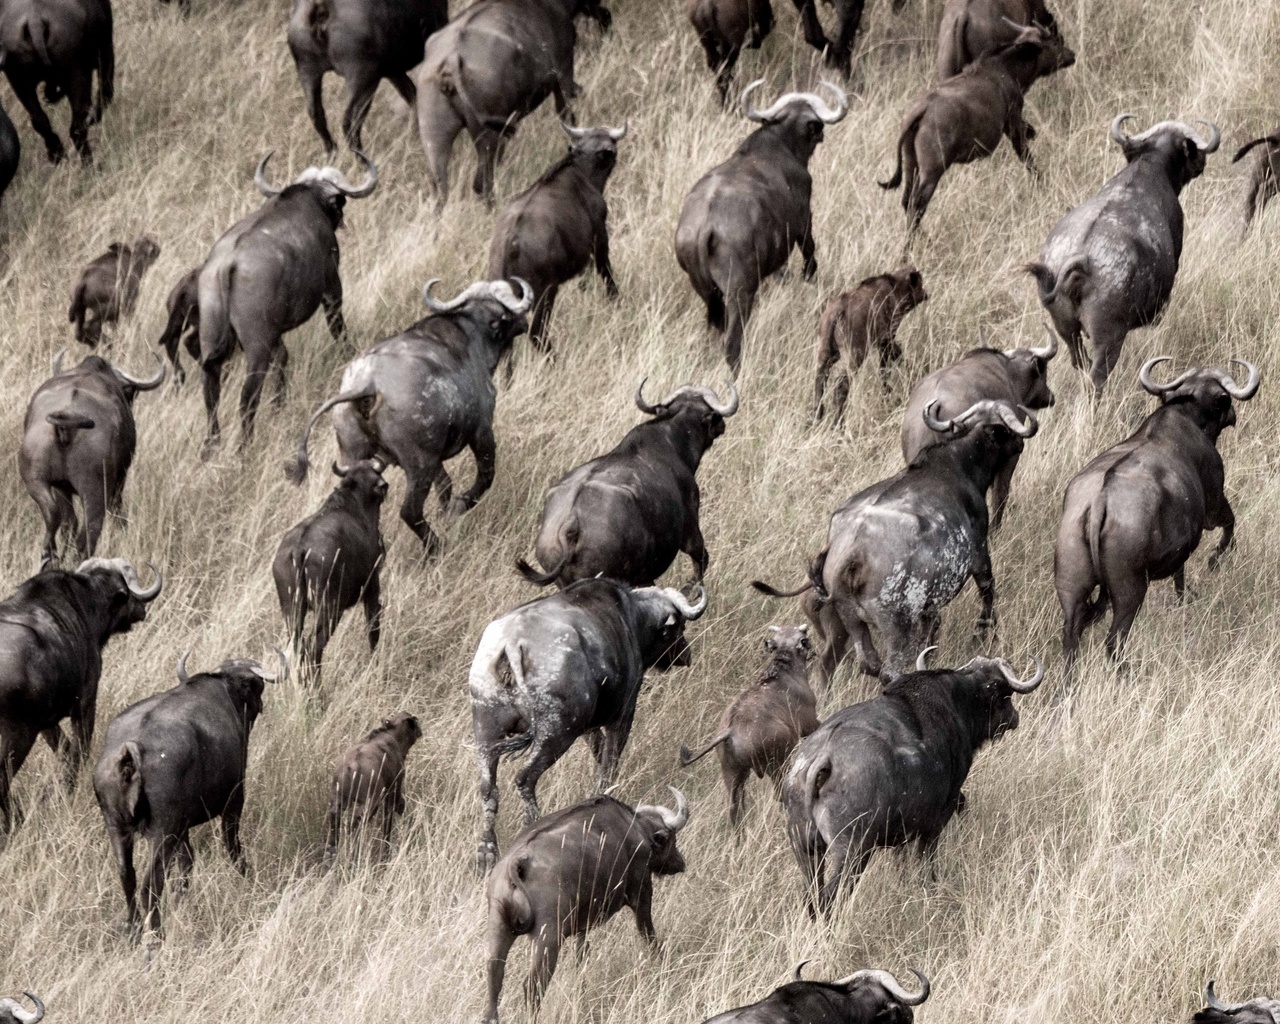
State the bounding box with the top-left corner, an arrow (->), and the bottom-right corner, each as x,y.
1023,115 -> 1220,393
0,995 -> 43,1024
936,0 -> 1070,81
810,265 -> 928,424
754,400 -> 1037,686
274,458 -> 386,683
21,351 -> 166,565
287,0 -> 448,153
677,80 -> 847,376
700,964 -> 929,1024
0,98 -> 20,202
784,649 -> 1042,915
68,236 -> 161,348
679,624 -> 818,824
0,558 -> 161,831
484,789 -> 689,1024
197,151 -> 377,458
414,0 -> 612,210
901,324 -> 1056,528
487,121 -> 626,356
0,0 -> 113,163
470,578 -> 705,868
285,278 -> 532,552
1234,127 -> 1278,229
516,381 -> 738,588
1195,982 -> 1280,1024
687,0 -> 773,104
789,0 -> 901,77
324,711 -> 422,864
93,648 -> 285,937
156,267 -> 200,386
1055,358 -> 1258,673
880,23 -> 1075,228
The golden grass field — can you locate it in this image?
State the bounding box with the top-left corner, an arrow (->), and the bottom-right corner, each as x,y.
0,0 -> 1277,1019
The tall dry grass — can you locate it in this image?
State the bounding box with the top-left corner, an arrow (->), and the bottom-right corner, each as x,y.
0,0 -> 1277,1019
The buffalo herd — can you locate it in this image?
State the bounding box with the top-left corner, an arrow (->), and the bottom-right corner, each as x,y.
0,0 -> 1272,1019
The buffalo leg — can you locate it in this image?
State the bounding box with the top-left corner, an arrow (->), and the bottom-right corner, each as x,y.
389,73 -> 415,108
56,687 -> 96,791
341,71 -> 380,152
836,602 -> 882,679
417,87 -> 464,212
525,934 -> 561,1014
97,23 -> 115,109
681,517 -> 709,582
296,60 -> 336,153
362,572 -> 382,652
484,916 -> 517,1024
1104,574 -> 1147,661
272,344 -> 289,408
593,714 -> 633,790
989,452 -> 1019,530
140,832 -> 181,935
1006,114 -> 1038,175
0,725 -> 37,832
78,485 -> 107,559
173,831 -> 194,894
1084,321 -> 1128,394
9,76 -> 64,163
828,0 -> 866,76
237,348 -> 274,449
713,47 -> 741,107
1173,568 -> 1186,603
450,425 -> 496,516
322,284 -> 345,341
107,827 -> 139,936
817,835 -> 873,918
399,459 -> 442,554
1207,500 -> 1235,570
65,66 -> 94,164
972,545 -> 996,637
725,765 -> 749,826
311,601 -> 339,681
324,806 -> 341,867
594,225 -> 619,297
513,730 -> 577,826
790,0 -> 831,55
722,285 -> 757,379
476,745 -> 501,873
221,791 -> 248,874
632,876 -> 659,947
529,285 -> 558,352
200,356 -> 228,459
471,129 -> 504,205
30,480 -> 71,566
433,466 -> 454,509
810,328 -> 840,423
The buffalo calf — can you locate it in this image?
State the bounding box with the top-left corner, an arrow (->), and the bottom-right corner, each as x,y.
936,0 -> 1071,80
325,712 -> 422,864
69,236 -> 161,347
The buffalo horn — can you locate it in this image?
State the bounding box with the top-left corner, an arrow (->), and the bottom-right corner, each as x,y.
1208,358 -> 1260,400
831,969 -> 930,1006
1109,113 -> 1137,148
662,585 -> 707,620
560,121 -> 590,140
997,654 -> 1044,692
1029,322 -> 1059,360
76,559 -> 163,601
1124,119 -> 1221,154
422,278 -> 533,315
637,785 -> 690,832
647,383 -> 740,416
1,994 -> 45,1024
606,121 -> 629,141
254,151 -> 283,197
332,461 -> 349,478
112,352 -> 167,391
329,149 -> 378,197
998,403 -> 1039,437
1138,356 -> 1197,396
369,456 -> 387,474
742,79 -> 848,124
634,377 -> 661,414
250,646 -> 289,684
792,959 -> 812,982
177,648 -> 192,684
1193,120 -> 1222,154
916,645 -> 937,671
922,400 -> 953,433
1205,981 -> 1244,1014
52,348 -> 67,376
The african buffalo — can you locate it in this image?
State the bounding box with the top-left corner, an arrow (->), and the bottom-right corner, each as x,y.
1195,982 -> 1280,1024
789,0 -> 902,77
287,0 -> 448,153
1023,116 -> 1220,393
516,381 -> 738,588
470,578 -> 705,868
700,964 -> 929,1024
880,23 -> 1074,228
324,711 -> 422,864
677,80 -> 847,377
21,350 -> 166,565
754,400 -> 1037,685
936,0 -> 1070,80
0,0 -> 113,163
1234,127 -> 1279,229
679,624 -> 818,824
810,265 -> 927,424
0,558 -> 161,831
68,236 -> 161,348
687,0 -> 773,104
0,98 -> 20,201
414,0 -> 612,210
156,267 -> 199,386
197,151 -> 377,458
93,648 -> 285,937
284,278 -> 532,552
0,994 -> 43,1024
1055,358 -> 1258,673
273,458 -> 386,683
484,789 -> 689,1024
901,324 -> 1056,528
784,649 -> 1042,915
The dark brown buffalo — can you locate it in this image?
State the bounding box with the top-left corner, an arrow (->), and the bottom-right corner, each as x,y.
0,0 -> 113,163
1194,983 -> 1279,1024
880,23 -> 1074,228
810,266 -> 927,424
1234,127 -> 1279,230
20,350 -> 166,565
701,965 -> 929,1024
487,122 -> 626,354
93,649 -> 285,938
0,995 -> 43,1024
676,80 -> 847,377
484,790 -> 689,1024
68,236 -> 161,347
687,0 -> 772,104
324,711 -> 422,864
0,97 -> 20,202
679,624 -> 818,824
287,0 -> 448,152
0,558 -> 160,831
900,325 -> 1056,528
1055,358 -> 1258,673
789,0 -> 904,77
273,459 -> 386,683
156,267 -> 199,386
936,0 -> 1070,80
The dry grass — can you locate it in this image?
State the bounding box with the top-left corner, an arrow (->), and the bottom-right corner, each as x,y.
0,0 -> 1278,1019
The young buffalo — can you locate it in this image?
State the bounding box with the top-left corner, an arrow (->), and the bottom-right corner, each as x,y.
680,625 -> 818,824
324,712 -> 422,864
811,266 -> 927,423
1194,982 -> 1279,1024
68,237 -> 161,347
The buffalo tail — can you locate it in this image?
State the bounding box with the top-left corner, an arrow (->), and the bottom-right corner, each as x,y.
1233,136 -> 1273,164
1022,255 -> 1088,306
284,386 -> 377,485
751,578 -> 814,599
199,261 -> 236,366
678,731 -> 730,767
46,411 -> 95,446
110,741 -> 147,824
878,108 -> 924,191
1082,490 -> 1109,623
501,854 -> 535,935
68,282 -> 87,339
22,17 -> 53,69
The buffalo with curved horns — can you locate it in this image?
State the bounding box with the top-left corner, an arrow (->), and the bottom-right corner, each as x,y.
0,994 -> 44,1024
700,964 -> 929,1024
1194,982 -> 1280,1024
936,0 -> 1072,81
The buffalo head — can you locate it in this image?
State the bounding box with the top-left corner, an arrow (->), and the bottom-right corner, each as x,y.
740,79 -> 848,161
638,585 -> 708,669
1194,982 -> 1280,1024
1110,115 -> 1221,186
75,558 -> 163,634
255,149 -> 378,228
999,19 -> 1075,79
793,965 -> 930,1024
923,397 -> 1039,463
423,277 -> 534,349
999,322 -> 1058,408
560,121 -> 627,192
178,647 -> 288,724
333,457 -> 389,506
1139,356 -> 1260,438
764,624 -> 813,659
633,786 -> 691,875
947,650 -> 1044,739
0,994 -> 44,1024
634,379 -> 739,447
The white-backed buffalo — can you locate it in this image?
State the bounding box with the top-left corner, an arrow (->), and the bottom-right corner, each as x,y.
1023,116 -> 1219,393
20,350 -> 166,565
414,0 -> 612,210
68,236 -> 161,348
0,98 -> 19,201
197,151 -> 377,458
783,650 -> 1042,915
901,325 -> 1056,528
93,648 -> 285,937
880,23 -> 1074,228
676,80 -> 847,377
288,0 -> 448,152
1234,127 -> 1279,230
679,625 -> 818,824
936,0 -> 1070,80
484,789 -> 689,1024
274,459 -> 386,683
487,122 -> 626,354
1055,358 -> 1258,673
470,578 -> 706,869
324,711 -> 422,864
687,0 -> 773,104
516,381 -> 738,588
0,558 -> 161,831
789,0 -> 900,77
0,0 -> 113,163
284,278 -> 532,552
1195,983 -> 1280,1024
156,267 -> 199,386
811,266 -> 928,424
701,964 -> 930,1024
754,400 -> 1037,685
0,995 -> 43,1024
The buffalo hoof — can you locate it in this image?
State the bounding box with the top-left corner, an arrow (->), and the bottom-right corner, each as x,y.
199,436 -> 221,462
475,842 -> 497,875
446,497 -> 473,519
46,142 -> 66,164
